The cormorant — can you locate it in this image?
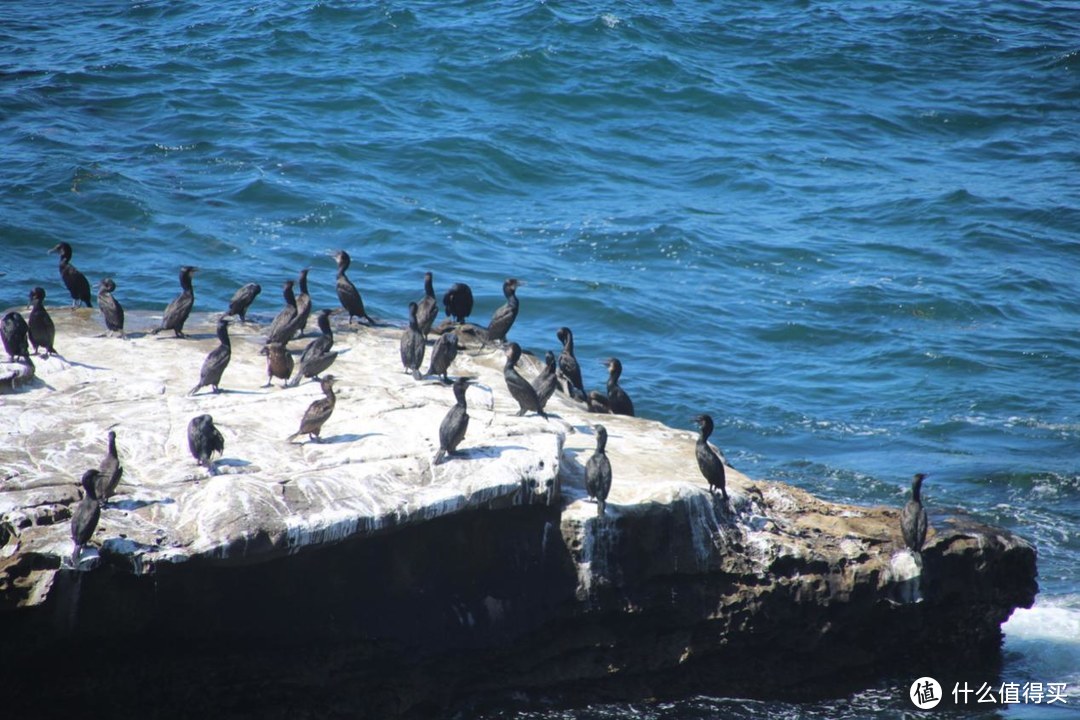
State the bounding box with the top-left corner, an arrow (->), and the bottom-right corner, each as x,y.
264,280 -> 298,345
189,318 -> 232,395
532,350 -> 559,411
585,424 -> 613,517
603,357 -> 634,417
334,250 -> 374,324
288,375 -> 337,443
26,287 -> 56,357
485,278 -> 522,344
556,327 -> 586,399
1,312 -> 31,362
95,430 -> 123,507
225,282 -> 261,322
287,309 -> 337,387
416,271 -> 438,336
71,469 -> 101,565
426,331 -> 460,383
900,473 -> 929,553
442,282 -> 474,324
503,342 -> 547,419
399,301 -> 426,380
48,242 -> 92,308
187,414 -> 224,475
586,390 -> 610,414
152,266 -> 197,338
97,278 -> 125,336
693,414 -> 728,501
292,268 -> 312,339
435,376 -> 471,464
263,342 -> 294,388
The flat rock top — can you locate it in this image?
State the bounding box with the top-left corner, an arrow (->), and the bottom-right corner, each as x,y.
2,306 -> 766,572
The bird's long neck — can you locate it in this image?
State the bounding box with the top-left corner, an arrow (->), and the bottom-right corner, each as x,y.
608,364 -> 621,387
454,385 -> 468,407
324,384 -> 336,402
564,333 -> 574,354
596,431 -> 607,454
698,418 -> 713,443
299,273 -> 309,295
424,275 -> 435,299
912,477 -> 924,503
319,314 -> 333,341
284,286 -> 296,306
337,255 -> 350,275
408,309 -> 420,331
107,434 -> 117,457
218,324 -> 231,347
180,272 -> 194,293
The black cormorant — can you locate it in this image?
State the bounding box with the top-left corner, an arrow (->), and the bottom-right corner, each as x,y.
503,342 -> 547,419
693,414 -> 727,501
442,282 -> 474,324
603,357 -> 634,417
556,327 -> 586,400
27,287 -> 56,357
435,376 -> 472,464
189,318 -> 232,395
426,331 -> 460,382
417,271 -> 438,336
399,301 -> 426,380
225,282 -> 261,322
70,469 -> 101,565
1,312 -> 31,362
900,473 -> 929,553
152,266 -> 197,338
292,268 -> 312,339
97,279 -> 125,336
48,242 -> 92,308
586,390 -> 610,414
585,424 -> 613,517
263,342 -> 294,388
532,350 -> 559,411
264,280 -> 298,345
95,430 -> 123,506
287,309 -> 337,387
187,414 -> 224,475
485,278 -> 521,344
288,375 -> 337,443
334,250 -> 374,324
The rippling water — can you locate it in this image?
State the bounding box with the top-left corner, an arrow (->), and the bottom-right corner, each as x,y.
2,1 -> 1078,716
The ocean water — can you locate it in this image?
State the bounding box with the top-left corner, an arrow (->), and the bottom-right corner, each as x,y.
2,1 -> 1078,716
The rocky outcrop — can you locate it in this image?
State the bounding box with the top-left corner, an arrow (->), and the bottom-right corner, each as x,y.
0,310 -> 1037,716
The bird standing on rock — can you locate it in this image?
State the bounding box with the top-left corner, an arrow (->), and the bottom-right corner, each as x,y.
95,430 -> 123,507
532,350 -> 559,411
585,424 -> 613,517
503,342 -> 547,419
416,271 -> 439,337
287,309 -> 337,387
264,280 -> 298,346
334,250 -> 375,325
435,376 -> 472,464
288,375 -> 337,443
48,242 -> 92,309
188,414 -> 225,475
291,268 -> 312,339
426,331 -> 460,383
442,282 -> 474,324
1,312 -> 31,362
693,414 -> 728,501
556,327 -> 585,400
225,282 -> 261,323
152,266 -> 197,338
97,278 -> 125,336
901,473 -> 929,553
70,469 -> 102,566
263,342 -> 294,388
189,318 -> 232,395
485,278 -> 522,344
603,357 -> 634,417
400,302 -> 426,380
26,287 -> 56,357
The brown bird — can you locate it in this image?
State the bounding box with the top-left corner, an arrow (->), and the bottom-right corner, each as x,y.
288,375 -> 337,443
263,342 -> 294,388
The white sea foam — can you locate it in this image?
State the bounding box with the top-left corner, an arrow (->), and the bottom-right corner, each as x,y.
1003,597 -> 1080,699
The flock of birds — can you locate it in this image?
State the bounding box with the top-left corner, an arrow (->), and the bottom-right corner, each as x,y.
2,241 -> 931,568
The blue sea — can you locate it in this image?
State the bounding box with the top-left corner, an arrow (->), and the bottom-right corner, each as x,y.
2,1 -> 1078,716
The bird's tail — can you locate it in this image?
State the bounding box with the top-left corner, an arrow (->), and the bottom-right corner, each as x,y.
188,384 -> 201,396
433,449 -> 446,465
597,500 -> 606,518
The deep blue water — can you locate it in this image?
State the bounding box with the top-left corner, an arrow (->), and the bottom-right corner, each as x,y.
2,1 -> 1078,716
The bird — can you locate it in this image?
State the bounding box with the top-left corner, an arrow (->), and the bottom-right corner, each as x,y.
425,332 -> 460,383
95,430 -> 123,507
442,282 -> 474,324
556,327 -> 586,399
70,469 -> 102,565
400,301 -> 426,380
603,357 -> 634,416
334,250 -> 375,324
532,350 -> 559,411
97,278 -> 125,336
263,280 -> 298,345
435,376 -> 472,464
288,375 -> 337,443
485,278 -> 522,344
225,282 -> 261,323
416,271 -> 439,336
291,268 -> 312,339
586,391 -> 610,414
26,287 -> 56,357
152,266 -> 197,338
1,312 -> 31,362
585,424 -> 613,517
48,242 -> 92,308
189,318 -> 232,395
287,309 -> 337,387
263,342 -> 294,388
503,342 -> 547,419
900,473 -> 929,553
693,414 -> 728,501
187,414 -> 224,475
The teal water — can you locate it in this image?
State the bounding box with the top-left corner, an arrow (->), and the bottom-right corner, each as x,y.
2,1 -> 1078,716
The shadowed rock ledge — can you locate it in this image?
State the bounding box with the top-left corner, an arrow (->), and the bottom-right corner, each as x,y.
0,311 -> 1038,717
